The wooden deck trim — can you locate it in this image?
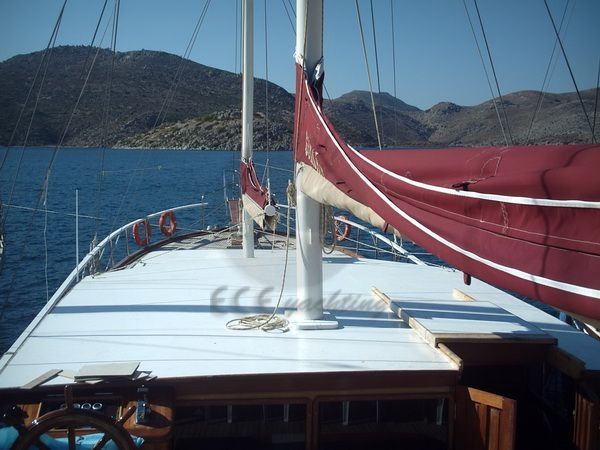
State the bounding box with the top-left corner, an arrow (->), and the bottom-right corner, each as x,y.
437,343 -> 464,373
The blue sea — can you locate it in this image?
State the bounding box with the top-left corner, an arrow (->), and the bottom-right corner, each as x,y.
0,147 -> 294,353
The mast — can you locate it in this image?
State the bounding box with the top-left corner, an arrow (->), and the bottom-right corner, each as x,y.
295,0 -> 328,324
241,0 -> 254,258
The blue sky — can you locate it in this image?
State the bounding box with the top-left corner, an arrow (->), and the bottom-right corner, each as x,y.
1,0 -> 598,110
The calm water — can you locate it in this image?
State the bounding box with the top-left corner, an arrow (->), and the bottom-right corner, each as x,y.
0,147 -> 294,352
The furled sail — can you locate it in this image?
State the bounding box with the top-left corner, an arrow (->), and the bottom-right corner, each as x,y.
240,159 -> 278,230
293,64 -> 600,325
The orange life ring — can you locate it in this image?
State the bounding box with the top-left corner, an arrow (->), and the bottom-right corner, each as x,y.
335,215 -> 351,242
159,211 -> 177,236
132,219 -> 152,246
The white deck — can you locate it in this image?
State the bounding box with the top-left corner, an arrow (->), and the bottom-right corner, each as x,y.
1,245 -> 599,388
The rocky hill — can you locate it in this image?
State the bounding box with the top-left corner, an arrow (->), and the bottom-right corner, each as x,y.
412,89 -> 599,146
0,46 -> 597,149
0,46 -> 293,149
324,88 -> 598,147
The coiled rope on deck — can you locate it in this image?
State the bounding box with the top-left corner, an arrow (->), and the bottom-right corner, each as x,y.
225,181 -> 295,333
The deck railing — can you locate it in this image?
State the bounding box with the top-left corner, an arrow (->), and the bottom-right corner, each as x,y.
276,205 -> 435,267
49,201 -> 445,311
49,202 -> 209,304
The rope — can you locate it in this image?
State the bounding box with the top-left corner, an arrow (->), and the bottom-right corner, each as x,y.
320,204 -> 336,254
226,182 -> 295,333
461,0 -> 508,146
525,0 -> 573,144
354,0 -> 382,150
472,0 -> 513,145
286,181 -> 297,208
543,0 -> 594,141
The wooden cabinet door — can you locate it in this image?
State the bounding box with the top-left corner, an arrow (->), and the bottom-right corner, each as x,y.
454,386 -> 516,450
573,385 -> 599,450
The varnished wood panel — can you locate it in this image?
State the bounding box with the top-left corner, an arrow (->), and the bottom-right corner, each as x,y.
454,386 -> 516,450
573,385 -> 600,450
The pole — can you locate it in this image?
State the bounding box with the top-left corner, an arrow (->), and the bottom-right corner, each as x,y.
241,0 -> 255,258
295,0 -> 324,321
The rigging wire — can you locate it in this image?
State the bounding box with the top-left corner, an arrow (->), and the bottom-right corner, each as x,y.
525,0 -> 573,144
94,0 -> 120,241
235,0 -> 239,74
78,0 -> 110,80
261,0 -> 271,183
285,0 -> 296,17
543,0 -> 594,141
369,0 -> 384,147
0,0 -> 67,173
472,0 -> 514,145
461,0 -> 508,146
0,0 -> 68,231
109,0 -> 212,235
593,56 -> 600,141
390,0 -> 398,147
280,0 -> 296,34
0,0 -> 71,318
354,0 -> 382,150
41,8 -> 118,301
7,6 -> 113,306
156,0 -> 212,129
1,203 -> 103,220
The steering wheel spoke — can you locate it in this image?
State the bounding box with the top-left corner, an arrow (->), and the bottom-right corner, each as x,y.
12,386 -> 137,450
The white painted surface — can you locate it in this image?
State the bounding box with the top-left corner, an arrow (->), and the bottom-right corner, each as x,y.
241,0 -> 255,258
295,0 -> 325,321
295,187 -> 324,321
394,300 -> 551,339
0,249 -> 450,388
1,247 -> 599,389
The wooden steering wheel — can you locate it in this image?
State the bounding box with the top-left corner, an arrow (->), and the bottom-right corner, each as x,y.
12,386 -> 137,450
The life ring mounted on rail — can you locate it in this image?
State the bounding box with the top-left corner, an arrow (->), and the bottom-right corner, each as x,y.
159,210 -> 177,236
335,215 -> 351,242
132,219 -> 152,246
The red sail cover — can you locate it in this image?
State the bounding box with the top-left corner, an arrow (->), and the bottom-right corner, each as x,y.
293,64 -> 600,323
240,160 -> 277,230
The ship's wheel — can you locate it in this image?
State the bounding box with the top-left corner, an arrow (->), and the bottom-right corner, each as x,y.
11,386 -> 137,450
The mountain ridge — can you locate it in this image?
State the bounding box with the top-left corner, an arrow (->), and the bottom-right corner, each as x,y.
0,46 -> 597,149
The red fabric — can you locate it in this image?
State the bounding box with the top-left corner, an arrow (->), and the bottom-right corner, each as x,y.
293,64 -> 600,322
240,160 -> 269,210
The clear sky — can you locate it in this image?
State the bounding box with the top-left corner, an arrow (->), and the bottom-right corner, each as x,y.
1,0 -> 598,110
